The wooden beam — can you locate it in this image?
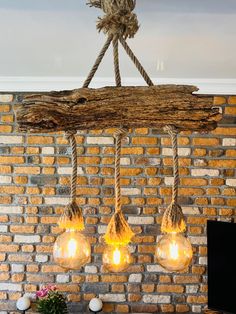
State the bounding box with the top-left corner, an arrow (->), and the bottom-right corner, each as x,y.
15,85 -> 221,133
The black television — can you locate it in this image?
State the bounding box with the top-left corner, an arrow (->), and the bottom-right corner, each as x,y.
207,220 -> 236,314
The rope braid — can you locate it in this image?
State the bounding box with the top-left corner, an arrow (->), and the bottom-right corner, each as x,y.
161,125 -> 186,234
58,131 -> 85,231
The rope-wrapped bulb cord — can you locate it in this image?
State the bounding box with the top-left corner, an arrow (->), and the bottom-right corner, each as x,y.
58,131 -> 85,231
104,128 -> 134,246
161,125 -> 186,234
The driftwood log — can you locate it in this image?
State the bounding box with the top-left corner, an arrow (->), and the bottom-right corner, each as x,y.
16,85 -> 221,133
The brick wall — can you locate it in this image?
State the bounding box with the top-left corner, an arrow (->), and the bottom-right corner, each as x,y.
0,93 -> 236,314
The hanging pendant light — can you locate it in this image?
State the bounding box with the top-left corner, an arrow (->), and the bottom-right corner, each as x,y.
103,129 -> 134,272
53,131 -> 91,270
156,232 -> 192,272
53,229 -> 91,270
155,125 -> 193,272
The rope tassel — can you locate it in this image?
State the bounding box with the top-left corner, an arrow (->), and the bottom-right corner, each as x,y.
161,125 -> 186,234
104,129 -> 134,246
58,131 -> 85,231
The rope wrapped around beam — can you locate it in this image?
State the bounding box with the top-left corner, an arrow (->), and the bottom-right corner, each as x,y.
161,125 -> 186,234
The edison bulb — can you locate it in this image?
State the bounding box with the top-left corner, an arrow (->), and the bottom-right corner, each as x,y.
155,233 -> 193,272
53,230 -> 91,270
103,245 -> 132,272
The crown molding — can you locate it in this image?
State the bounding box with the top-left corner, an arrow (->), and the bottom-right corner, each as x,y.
0,76 -> 235,95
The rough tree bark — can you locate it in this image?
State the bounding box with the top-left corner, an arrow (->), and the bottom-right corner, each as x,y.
16,85 -> 221,133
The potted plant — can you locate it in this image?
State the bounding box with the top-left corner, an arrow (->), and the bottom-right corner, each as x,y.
36,285 -> 68,314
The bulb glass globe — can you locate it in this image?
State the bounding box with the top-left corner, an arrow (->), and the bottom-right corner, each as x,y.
155,233 -> 193,272
53,230 -> 91,270
103,245 -> 132,272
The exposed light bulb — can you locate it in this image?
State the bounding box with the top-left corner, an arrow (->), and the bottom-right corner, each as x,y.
103,245 -> 132,273
155,232 -> 193,272
53,230 -> 91,270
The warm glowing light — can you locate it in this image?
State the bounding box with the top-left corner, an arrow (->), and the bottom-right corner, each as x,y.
169,241 -> 179,260
53,230 -> 91,270
156,233 -> 193,272
103,245 -> 132,272
113,247 -> 121,265
67,238 -> 77,258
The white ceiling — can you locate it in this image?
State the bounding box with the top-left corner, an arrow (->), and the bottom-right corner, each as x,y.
0,0 -> 236,92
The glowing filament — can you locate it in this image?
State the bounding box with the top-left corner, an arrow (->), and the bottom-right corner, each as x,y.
155,233 -> 193,272
53,230 -> 91,270
169,241 -> 179,260
103,245 -> 132,272
113,248 -> 121,265
68,238 -> 77,258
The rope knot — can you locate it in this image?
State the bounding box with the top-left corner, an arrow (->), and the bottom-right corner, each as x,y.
88,0 -> 136,13
163,125 -> 178,137
89,0 -> 139,38
65,130 -> 77,140
114,128 -> 128,139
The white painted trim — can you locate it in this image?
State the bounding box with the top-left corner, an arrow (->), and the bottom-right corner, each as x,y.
0,76 -> 236,95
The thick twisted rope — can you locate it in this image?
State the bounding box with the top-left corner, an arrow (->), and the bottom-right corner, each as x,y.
164,125 -> 179,204
65,131 -> 77,202
58,131 -> 85,231
119,37 -> 154,86
161,125 -> 186,234
83,35 -> 113,88
113,35 -> 122,87
104,127 -> 134,245
114,128 -> 127,211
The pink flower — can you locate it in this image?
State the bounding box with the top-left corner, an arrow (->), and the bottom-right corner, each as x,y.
36,285 -> 57,298
47,285 -> 57,291
36,288 -> 48,298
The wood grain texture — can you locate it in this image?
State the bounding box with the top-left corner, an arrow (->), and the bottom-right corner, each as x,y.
16,85 -> 221,133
